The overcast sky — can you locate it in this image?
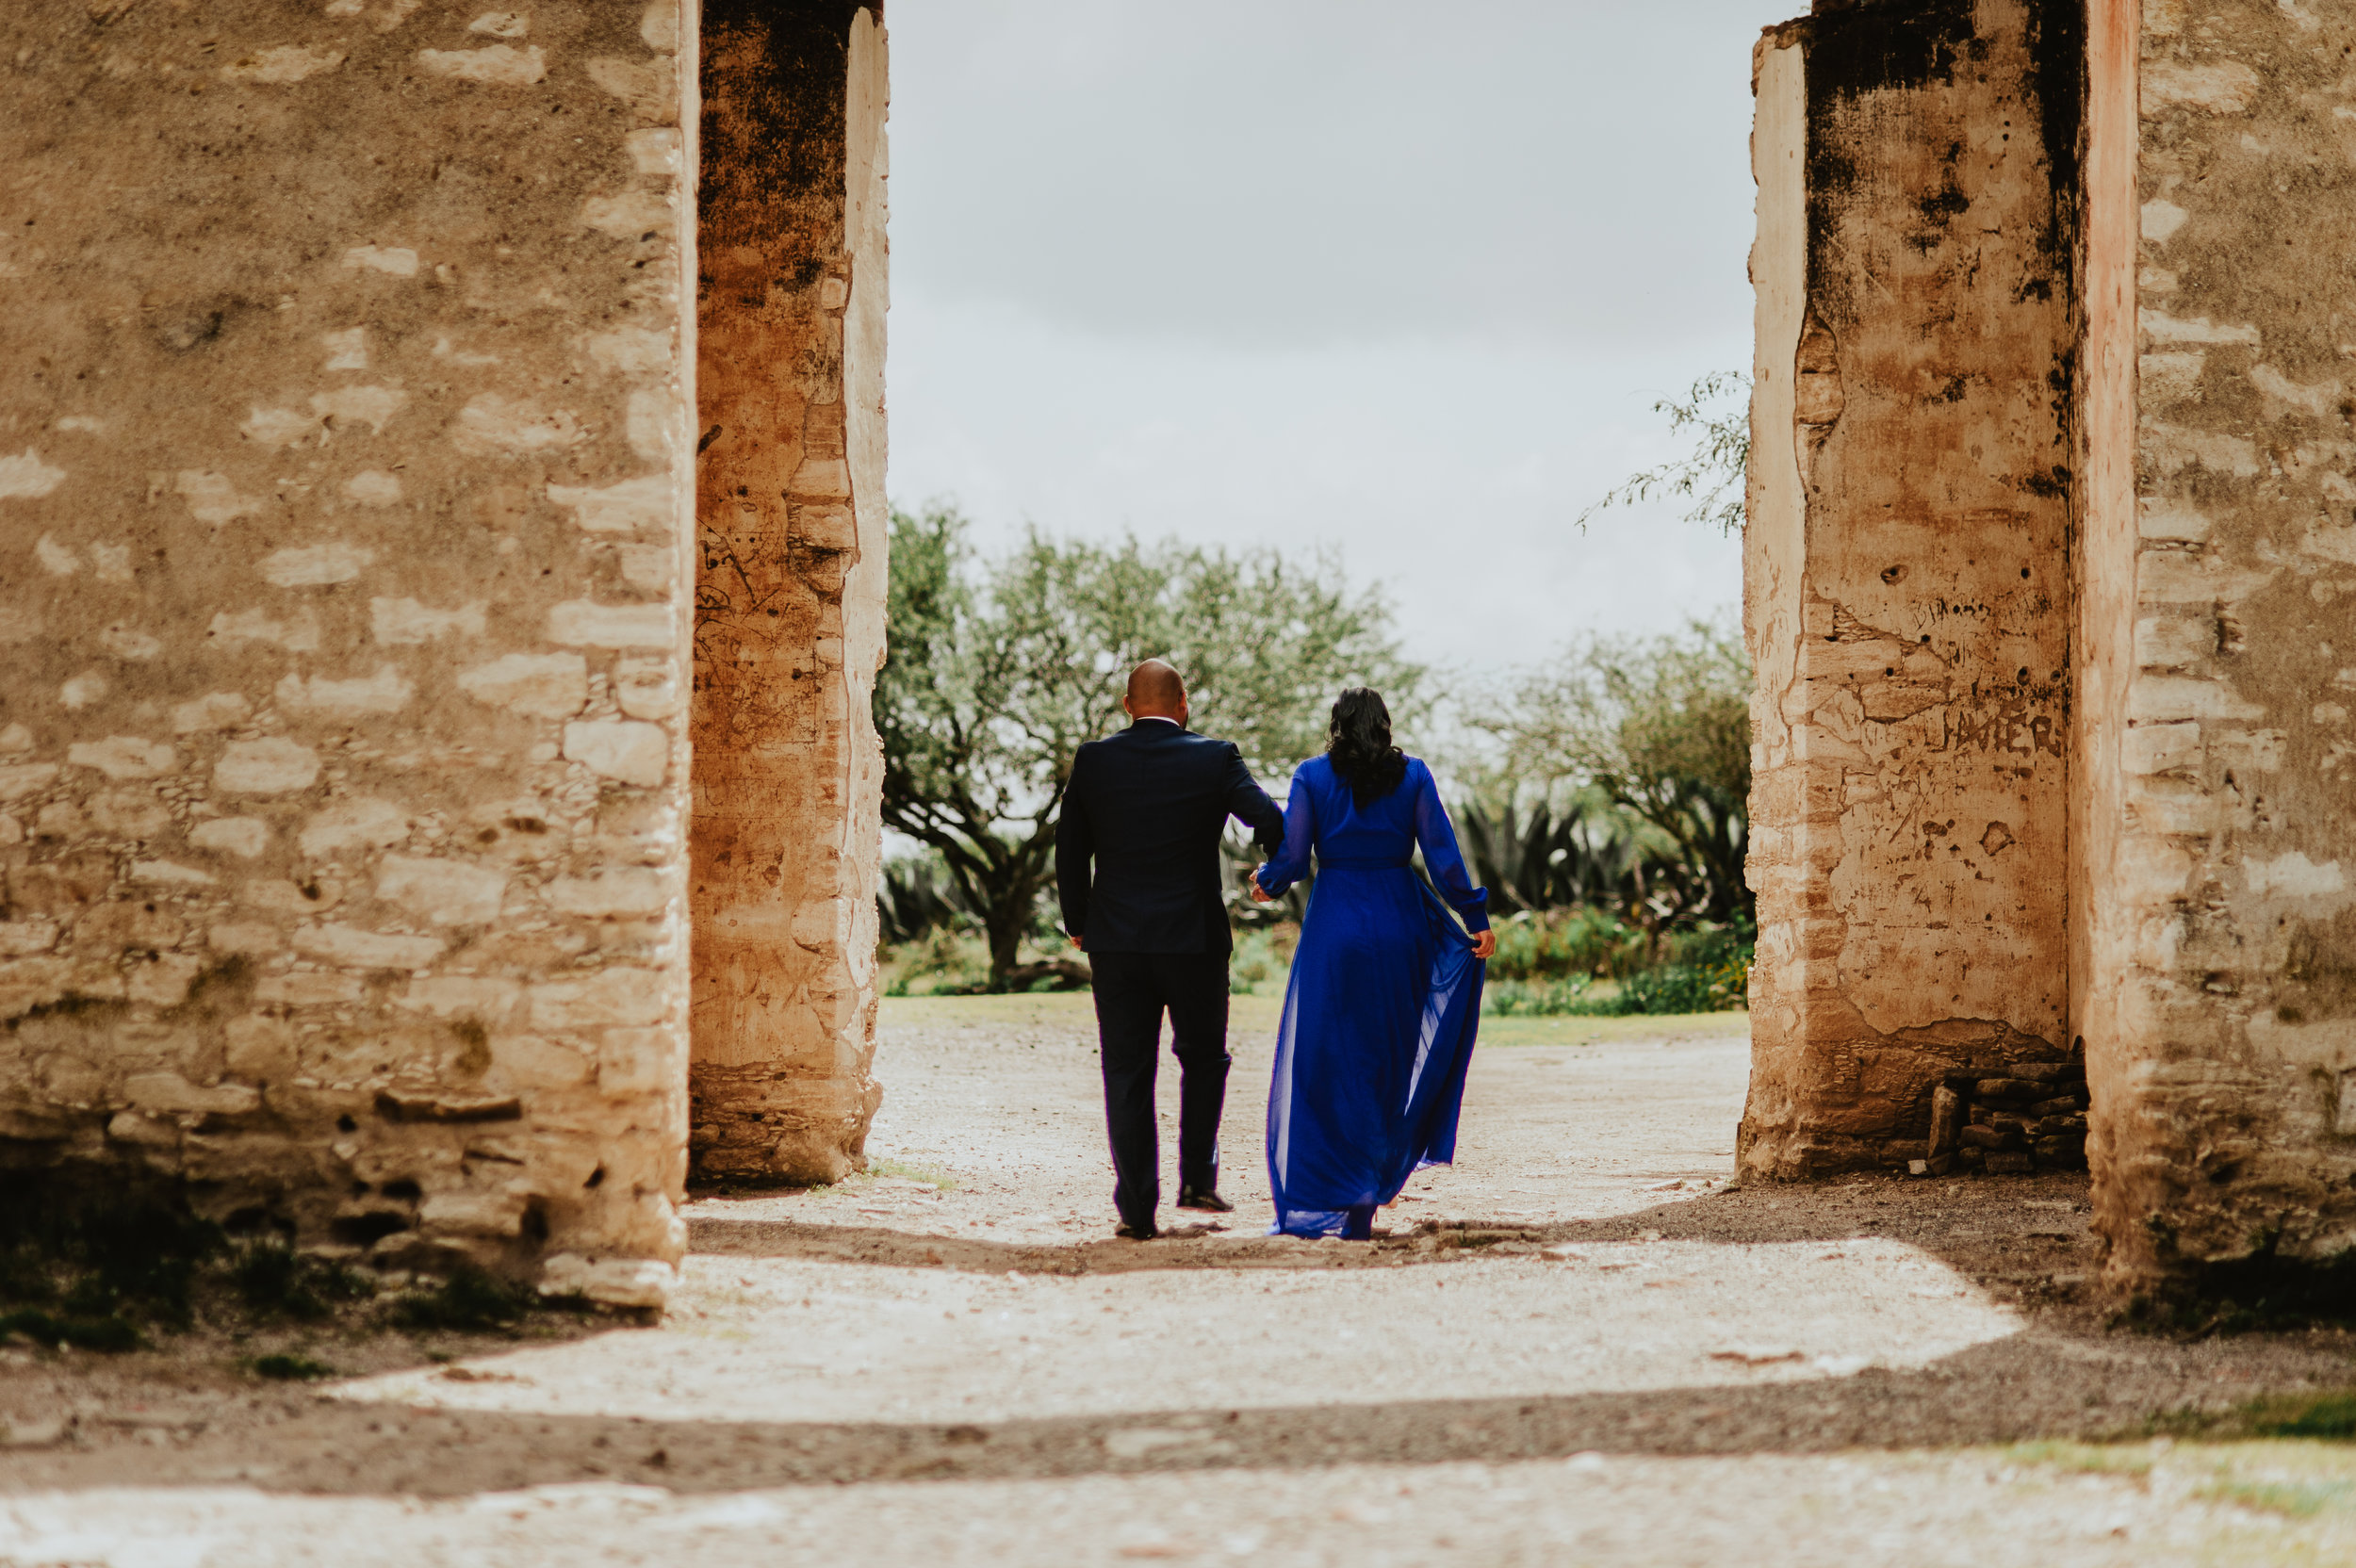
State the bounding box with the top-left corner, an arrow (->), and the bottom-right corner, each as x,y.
884,0 -> 1784,674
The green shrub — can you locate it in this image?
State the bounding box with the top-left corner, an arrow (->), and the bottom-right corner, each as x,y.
1486,906 -> 1648,982
249,1352 -> 337,1380
1486,978 -> 1608,1016
230,1243 -> 376,1321
1617,964 -> 1718,1014
2255,1394 -> 2356,1440
1230,923 -> 1300,993
0,1306 -> 141,1353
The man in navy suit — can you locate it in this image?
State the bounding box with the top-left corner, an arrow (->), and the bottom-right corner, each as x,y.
1057,660 -> 1285,1239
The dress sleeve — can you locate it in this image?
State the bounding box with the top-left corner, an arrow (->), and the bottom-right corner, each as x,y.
1252,769 -> 1317,898
1412,761 -> 1490,932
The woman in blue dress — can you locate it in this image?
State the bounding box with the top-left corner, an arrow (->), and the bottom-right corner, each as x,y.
1249,689 -> 1495,1239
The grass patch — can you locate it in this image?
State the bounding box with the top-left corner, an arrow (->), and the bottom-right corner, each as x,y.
247,1352 -> 337,1381
388,1265 -> 540,1333
0,1306 -> 142,1353
2150,1391 -> 2356,1443
2197,1477 -> 2356,1518
2003,1439 -> 2157,1478
866,1159 -> 957,1192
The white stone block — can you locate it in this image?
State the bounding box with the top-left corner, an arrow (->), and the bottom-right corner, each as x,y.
537,1251 -> 675,1309
2121,721 -> 2202,776
548,599 -> 674,649
531,969 -> 669,1029
418,1189 -> 528,1236
371,598 -> 486,645
597,1026 -> 674,1093
341,244 -> 419,277
208,608 -> 321,651
254,972 -> 365,1006
496,1034 -> 592,1088
125,955 -> 203,1007
298,797 -> 410,858
613,656 -> 679,720
130,860 -> 214,888
206,922 -> 285,956
417,43 -> 546,86
345,469 -> 403,506
563,720 -> 667,786
397,974 -> 525,1022
190,817 -> 271,858
309,384 -> 409,433
123,1071 -> 260,1117
292,923 -> 445,972
277,664 -> 415,716
175,470 -> 262,526
549,868 -> 671,918
458,652 -> 588,718
376,854 -> 509,925
453,394 -> 581,455
216,739 -> 321,795
172,692 -> 254,734
548,473 -> 673,534
67,737 -> 175,779
260,544 -> 375,587
583,328 -> 671,378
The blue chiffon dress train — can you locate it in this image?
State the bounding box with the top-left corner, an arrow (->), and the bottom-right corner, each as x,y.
1252,754 -> 1489,1238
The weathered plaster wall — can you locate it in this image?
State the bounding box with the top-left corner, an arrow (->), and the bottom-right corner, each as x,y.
2073,0 -> 2142,1270
2087,0 -> 2356,1286
690,2 -> 886,1183
1742,0 -> 2083,1178
0,0 -> 697,1307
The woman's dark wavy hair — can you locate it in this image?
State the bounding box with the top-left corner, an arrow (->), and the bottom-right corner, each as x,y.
1326,688 -> 1407,808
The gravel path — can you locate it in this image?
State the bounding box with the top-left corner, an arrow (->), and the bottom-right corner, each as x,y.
6,994 -> 2356,1566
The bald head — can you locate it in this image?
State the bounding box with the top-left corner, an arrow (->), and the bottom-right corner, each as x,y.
1123,659 -> 1186,722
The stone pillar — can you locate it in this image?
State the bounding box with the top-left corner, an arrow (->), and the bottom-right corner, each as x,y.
0,0 -> 701,1307
691,3 -> 888,1183
2083,0 -> 2356,1288
1742,0 -> 2082,1178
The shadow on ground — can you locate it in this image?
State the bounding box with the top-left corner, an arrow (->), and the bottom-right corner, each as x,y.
8,1171 -> 2354,1501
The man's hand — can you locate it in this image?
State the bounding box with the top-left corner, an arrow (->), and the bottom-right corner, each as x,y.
1070,934 -> 1085,952
1470,929 -> 1497,960
1248,868 -> 1275,905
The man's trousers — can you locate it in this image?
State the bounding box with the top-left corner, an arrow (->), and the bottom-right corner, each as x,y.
1088,950 -> 1230,1232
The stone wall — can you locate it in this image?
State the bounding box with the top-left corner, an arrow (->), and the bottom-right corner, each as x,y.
2085,0 -> 2356,1288
690,2 -> 887,1184
1742,0 -> 2084,1179
0,0 -> 697,1308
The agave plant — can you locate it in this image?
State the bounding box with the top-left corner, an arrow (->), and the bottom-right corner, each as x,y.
876,855 -> 978,946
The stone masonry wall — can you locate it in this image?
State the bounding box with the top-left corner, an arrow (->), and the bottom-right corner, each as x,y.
1743,0 -> 2083,1178
690,2 -> 887,1183
0,0 -> 697,1307
2086,0 -> 2356,1286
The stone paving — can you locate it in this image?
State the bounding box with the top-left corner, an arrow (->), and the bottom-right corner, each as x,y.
6,994 -> 2356,1565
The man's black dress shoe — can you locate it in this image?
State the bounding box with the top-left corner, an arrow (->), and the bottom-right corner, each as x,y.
1115,1221 -> 1158,1240
1176,1187 -> 1234,1214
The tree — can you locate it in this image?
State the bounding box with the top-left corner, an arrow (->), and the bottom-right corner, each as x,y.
1577,371 -> 1750,535
875,506 -> 1421,989
1467,622 -> 1752,927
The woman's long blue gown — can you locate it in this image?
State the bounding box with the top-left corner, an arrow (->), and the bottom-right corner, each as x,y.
1252,754 -> 1489,1238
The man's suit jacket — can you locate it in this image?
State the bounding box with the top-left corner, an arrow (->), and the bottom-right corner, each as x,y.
1057,720 -> 1285,956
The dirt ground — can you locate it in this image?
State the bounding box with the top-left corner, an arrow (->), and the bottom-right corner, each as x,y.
7,993 -> 2356,1565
